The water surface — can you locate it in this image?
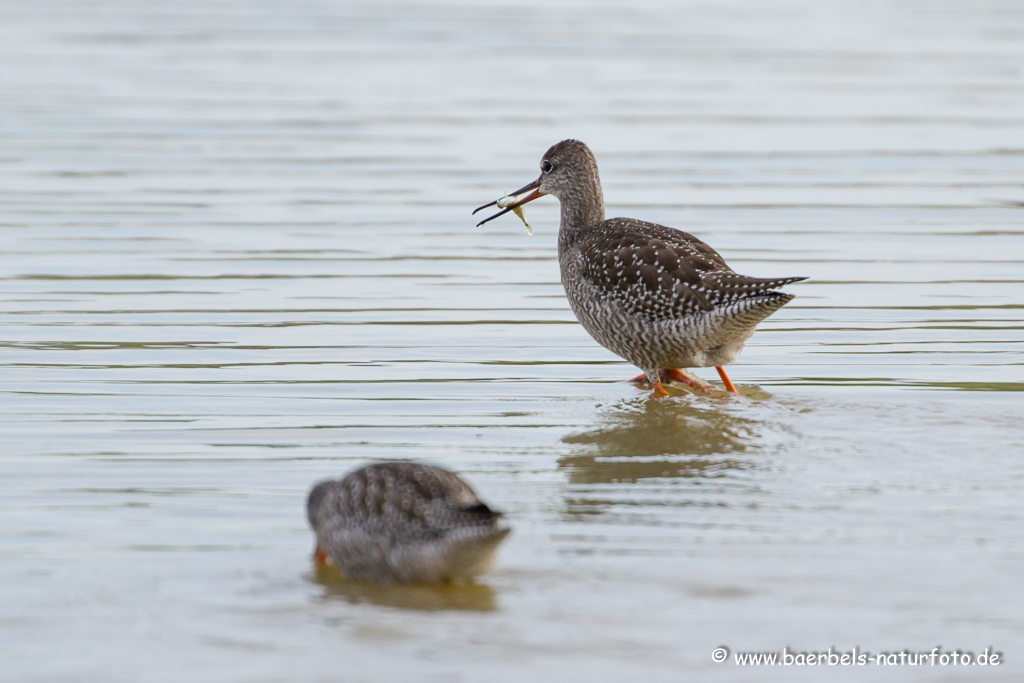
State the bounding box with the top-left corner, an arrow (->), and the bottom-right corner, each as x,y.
2,0 -> 1023,681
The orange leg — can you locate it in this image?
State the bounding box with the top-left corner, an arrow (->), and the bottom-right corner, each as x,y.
314,545 -> 332,566
651,379 -> 672,397
663,368 -> 712,392
632,371 -> 673,397
715,366 -> 739,395
631,369 -> 710,396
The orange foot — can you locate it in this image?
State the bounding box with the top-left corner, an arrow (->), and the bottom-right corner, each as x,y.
313,545 -> 333,566
650,379 -> 672,397
630,368 -> 738,396
663,368 -> 713,392
630,368 -> 711,396
629,372 -> 674,397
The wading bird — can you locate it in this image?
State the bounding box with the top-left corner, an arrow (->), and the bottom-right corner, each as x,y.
307,462 -> 509,583
475,140 -> 805,396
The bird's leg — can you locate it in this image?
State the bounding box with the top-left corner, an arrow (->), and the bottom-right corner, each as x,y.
631,369 -> 700,386
650,379 -> 672,397
639,369 -> 671,397
631,369 -> 712,396
715,366 -> 739,395
663,368 -> 713,392
313,544 -> 332,566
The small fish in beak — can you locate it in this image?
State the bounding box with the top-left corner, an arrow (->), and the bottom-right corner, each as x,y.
473,177 -> 546,235
497,193 -> 533,236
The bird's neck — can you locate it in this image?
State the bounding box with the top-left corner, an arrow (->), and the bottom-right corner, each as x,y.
557,182 -> 605,254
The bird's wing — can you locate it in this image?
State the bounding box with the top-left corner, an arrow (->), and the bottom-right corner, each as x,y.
576,219 -> 806,322
325,463 -> 495,541
576,219 -> 731,321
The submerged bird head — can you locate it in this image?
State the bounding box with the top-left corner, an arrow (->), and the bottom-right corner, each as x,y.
474,139 -> 605,229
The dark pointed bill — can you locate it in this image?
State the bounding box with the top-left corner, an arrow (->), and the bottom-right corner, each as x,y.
473,177 -> 545,227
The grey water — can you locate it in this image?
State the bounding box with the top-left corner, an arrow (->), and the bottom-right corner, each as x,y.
1,0 -> 1023,681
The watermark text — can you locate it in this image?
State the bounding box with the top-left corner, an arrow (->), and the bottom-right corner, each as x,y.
711,645 -> 1003,667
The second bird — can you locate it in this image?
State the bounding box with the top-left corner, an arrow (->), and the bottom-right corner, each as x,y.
475,140 -> 805,396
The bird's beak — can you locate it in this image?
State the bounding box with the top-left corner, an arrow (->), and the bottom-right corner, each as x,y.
473,177 -> 546,227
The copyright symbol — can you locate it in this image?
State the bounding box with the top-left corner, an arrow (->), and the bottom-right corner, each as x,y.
712,646 -> 729,663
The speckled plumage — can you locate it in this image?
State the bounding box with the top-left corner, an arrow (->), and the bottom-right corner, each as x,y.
477,140 -> 806,390
307,462 -> 510,583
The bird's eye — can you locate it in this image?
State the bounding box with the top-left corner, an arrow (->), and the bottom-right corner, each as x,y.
541,160 -> 553,173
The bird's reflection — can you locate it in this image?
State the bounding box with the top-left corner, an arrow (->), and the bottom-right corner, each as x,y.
559,397 -> 769,519
560,396 -> 762,486
557,395 -> 770,524
310,563 -> 498,612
